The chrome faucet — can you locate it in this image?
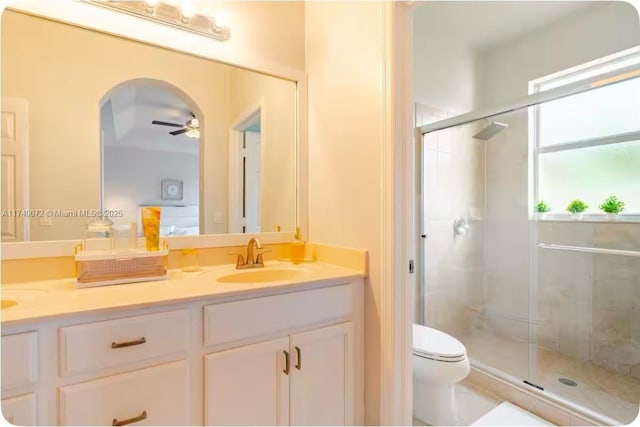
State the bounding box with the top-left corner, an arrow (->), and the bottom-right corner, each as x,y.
234,237 -> 267,269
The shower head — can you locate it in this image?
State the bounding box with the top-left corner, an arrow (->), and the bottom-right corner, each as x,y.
473,120 -> 508,140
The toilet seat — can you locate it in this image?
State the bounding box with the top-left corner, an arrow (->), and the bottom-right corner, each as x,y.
413,324 -> 467,363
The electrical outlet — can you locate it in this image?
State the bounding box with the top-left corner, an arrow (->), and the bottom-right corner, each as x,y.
214,211 -> 223,224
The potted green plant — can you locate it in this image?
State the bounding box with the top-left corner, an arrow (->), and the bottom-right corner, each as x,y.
599,195 -> 625,220
566,199 -> 588,220
536,201 -> 551,219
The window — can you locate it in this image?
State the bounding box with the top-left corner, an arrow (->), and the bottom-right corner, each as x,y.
529,47 -> 640,218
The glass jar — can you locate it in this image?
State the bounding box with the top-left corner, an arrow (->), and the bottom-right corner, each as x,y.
181,248 -> 200,272
84,218 -> 114,252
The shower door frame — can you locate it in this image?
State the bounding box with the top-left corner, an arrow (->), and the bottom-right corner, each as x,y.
414,62 -> 640,426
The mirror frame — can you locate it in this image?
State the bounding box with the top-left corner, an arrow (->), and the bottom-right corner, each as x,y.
0,1 -> 308,259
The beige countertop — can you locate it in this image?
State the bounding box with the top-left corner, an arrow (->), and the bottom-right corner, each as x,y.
1,261 -> 364,326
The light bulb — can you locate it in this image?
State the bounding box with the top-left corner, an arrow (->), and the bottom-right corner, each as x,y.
214,10 -> 228,28
180,0 -> 195,21
144,0 -> 158,13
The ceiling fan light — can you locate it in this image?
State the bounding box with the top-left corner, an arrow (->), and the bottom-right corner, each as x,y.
188,118 -> 199,129
186,128 -> 200,139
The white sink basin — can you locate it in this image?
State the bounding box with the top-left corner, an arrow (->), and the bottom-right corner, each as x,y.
216,268 -> 306,283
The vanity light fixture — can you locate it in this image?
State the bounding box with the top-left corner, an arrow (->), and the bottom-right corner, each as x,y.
83,0 -> 231,42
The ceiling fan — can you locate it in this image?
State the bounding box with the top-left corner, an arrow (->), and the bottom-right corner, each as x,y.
152,112 -> 200,138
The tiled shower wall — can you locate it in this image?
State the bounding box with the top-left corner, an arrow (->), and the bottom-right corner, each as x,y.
417,103 -> 486,338
537,223 -> 640,379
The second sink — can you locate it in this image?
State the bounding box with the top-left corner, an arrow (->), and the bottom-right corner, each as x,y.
1,299 -> 18,310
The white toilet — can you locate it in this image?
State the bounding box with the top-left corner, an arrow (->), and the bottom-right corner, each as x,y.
413,324 -> 470,426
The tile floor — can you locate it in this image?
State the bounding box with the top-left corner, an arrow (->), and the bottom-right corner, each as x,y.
413,381 -> 502,426
460,331 -> 640,424
456,381 -> 503,425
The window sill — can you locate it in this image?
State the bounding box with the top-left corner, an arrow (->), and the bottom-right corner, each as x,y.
529,214 -> 640,224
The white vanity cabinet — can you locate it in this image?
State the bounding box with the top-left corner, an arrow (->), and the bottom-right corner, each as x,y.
203,284 -> 357,426
58,360 -> 189,426
0,278 -> 364,426
204,336 -> 291,425
204,323 -> 353,426
1,331 -> 39,425
56,311 -> 191,425
289,322 -> 353,426
1,393 -> 37,425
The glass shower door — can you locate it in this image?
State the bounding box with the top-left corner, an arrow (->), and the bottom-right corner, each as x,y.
416,105 -> 534,383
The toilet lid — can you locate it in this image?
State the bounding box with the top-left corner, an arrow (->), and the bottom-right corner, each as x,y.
413,324 -> 467,362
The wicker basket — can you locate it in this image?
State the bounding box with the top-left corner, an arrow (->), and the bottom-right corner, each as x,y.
75,249 -> 169,288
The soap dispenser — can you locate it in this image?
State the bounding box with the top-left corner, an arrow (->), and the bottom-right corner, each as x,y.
290,227 -> 306,262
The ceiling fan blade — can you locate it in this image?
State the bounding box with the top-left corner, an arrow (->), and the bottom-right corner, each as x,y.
170,128 -> 189,136
152,120 -> 184,127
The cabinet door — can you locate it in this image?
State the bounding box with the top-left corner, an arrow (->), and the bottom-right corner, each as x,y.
2,393 -> 36,425
204,337 -> 289,426
59,360 -> 189,426
1,332 -> 38,392
290,322 -> 353,426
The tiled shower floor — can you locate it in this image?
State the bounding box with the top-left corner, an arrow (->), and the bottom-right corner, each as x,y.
461,332 -> 640,424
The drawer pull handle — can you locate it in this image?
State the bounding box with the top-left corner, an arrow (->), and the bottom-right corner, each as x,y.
295,346 -> 302,370
283,350 -> 290,375
111,337 -> 146,349
112,410 -> 147,426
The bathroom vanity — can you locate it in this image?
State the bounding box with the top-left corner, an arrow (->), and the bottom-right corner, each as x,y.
0,262 -> 365,425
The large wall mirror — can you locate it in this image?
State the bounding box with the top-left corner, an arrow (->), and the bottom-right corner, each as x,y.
1,8 -> 298,243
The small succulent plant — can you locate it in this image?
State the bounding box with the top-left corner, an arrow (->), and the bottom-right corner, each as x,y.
536,201 -> 551,213
599,196 -> 625,215
566,199 -> 588,214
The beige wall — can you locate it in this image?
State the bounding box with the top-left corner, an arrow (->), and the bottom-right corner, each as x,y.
228,68 -> 297,233
220,1 -> 306,71
305,2 -> 385,424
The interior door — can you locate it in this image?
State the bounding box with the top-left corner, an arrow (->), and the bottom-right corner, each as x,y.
290,322 -> 353,426
204,336 -> 289,426
1,97 -> 29,242
244,130 -> 261,233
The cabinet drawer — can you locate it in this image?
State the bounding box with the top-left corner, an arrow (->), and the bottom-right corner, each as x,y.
204,284 -> 352,347
1,332 -> 38,392
59,360 -> 189,426
59,310 -> 189,376
2,393 -> 37,425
